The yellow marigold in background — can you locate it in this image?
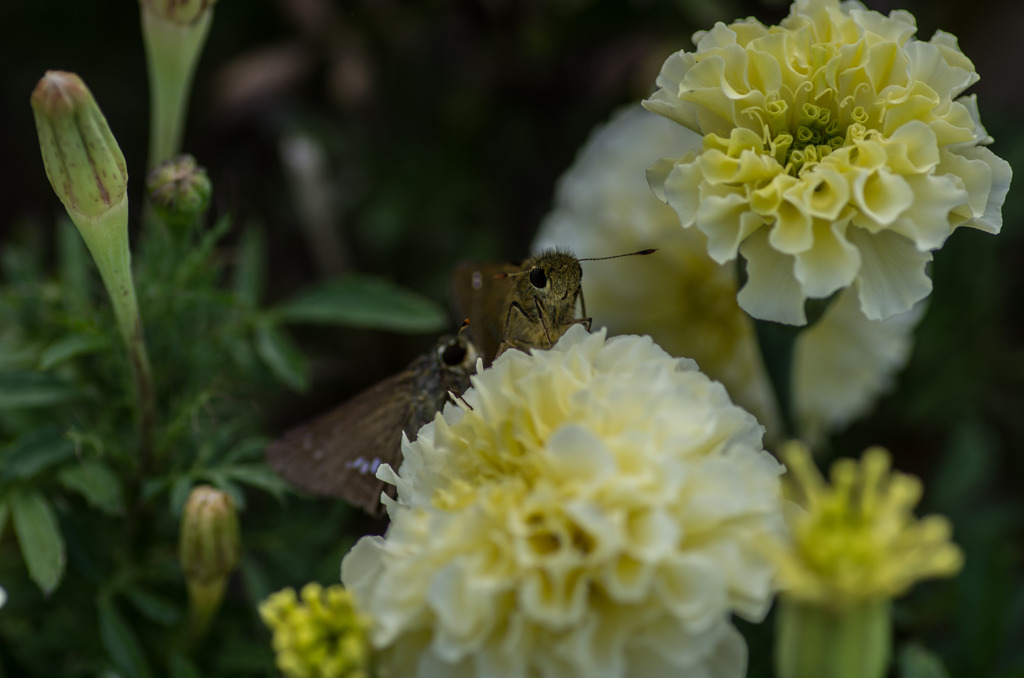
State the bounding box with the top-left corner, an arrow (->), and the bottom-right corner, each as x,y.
534,106 -> 922,443
342,326 -> 786,678
259,583 -> 372,678
644,0 -> 1011,325
771,442 -> 963,606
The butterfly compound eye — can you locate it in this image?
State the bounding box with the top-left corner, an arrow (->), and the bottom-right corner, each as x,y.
529,267 -> 548,289
441,342 -> 467,366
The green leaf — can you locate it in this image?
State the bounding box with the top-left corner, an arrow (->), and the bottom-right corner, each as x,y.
124,586 -> 181,626
200,471 -> 246,510
38,332 -> 108,370
98,597 -> 152,678
928,418 -> 998,512
218,463 -> 290,500
168,652 -> 202,678
898,643 -> 950,678
254,323 -> 309,392
0,428 -> 76,482
57,217 -> 92,312
222,436 -> 270,464
10,487 -> 65,595
57,460 -> 125,515
232,224 -> 265,308
0,371 -> 83,409
0,499 -> 9,543
169,476 -> 195,516
272,274 -> 447,333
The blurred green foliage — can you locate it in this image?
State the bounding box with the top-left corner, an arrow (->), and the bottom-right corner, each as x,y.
0,0 -> 1022,676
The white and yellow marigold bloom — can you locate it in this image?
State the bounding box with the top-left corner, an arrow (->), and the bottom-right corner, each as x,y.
342,326 -> 786,678
770,442 -> 963,607
644,0 -> 1011,325
534,105 -> 922,443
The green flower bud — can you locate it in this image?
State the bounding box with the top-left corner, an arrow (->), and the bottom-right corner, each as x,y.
146,154 -> 212,227
141,0 -> 216,26
32,72 -> 157,465
180,485 -> 239,585
31,71 -> 128,225
179,485 -> 240,644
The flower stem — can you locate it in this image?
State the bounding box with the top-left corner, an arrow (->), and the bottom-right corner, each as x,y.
141,7 -> 213,169
83,202 -> 157,473
775,597 -> 892,678
753,317 -> 800,439
751,296 -> 832,441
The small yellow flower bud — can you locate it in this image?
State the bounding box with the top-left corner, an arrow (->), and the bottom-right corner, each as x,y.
141,0 -> 216,26
259,583 -> 373,678
31,71 -> 128,225
146,154 -> 212,227
767,442 -> 965,678
179,485 -> 240,644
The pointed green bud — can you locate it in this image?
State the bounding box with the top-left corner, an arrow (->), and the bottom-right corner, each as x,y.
146,154 -> 212,227
31,71 -> 128,225
180,485 -> 239,586
141,0 -> 216,26
32,72 -> 156,464
179,485 -> 239,644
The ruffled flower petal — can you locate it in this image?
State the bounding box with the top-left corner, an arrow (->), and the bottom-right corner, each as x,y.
533,105 -> 923,444
643,0 -> 1010,324
342,327 -> 786,678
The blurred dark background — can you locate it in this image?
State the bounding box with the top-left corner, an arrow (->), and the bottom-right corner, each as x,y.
1,1 -> 1022,673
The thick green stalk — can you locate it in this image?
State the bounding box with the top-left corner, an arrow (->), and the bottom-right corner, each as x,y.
78,201 -> 157,472
775,598 -> 892,678
141,7 -> 213,169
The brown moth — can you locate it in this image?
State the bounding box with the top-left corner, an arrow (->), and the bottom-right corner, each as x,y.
452,248 -> 656,365
265,331 -> 479,517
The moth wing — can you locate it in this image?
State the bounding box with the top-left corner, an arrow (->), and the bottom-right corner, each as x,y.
265,369 -> 423,517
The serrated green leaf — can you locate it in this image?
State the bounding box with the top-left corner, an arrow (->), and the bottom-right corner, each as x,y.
10,487 -> 65,595
232,224 -> 265,308
39,332 -> 108,370
254,323 -> 309,392
98,598 -> 152,678
898,643 -> 950,678
272,274 -> 447,333
57,460 -> 125,515
0,371 -> 83,409
0,428 -> 76,482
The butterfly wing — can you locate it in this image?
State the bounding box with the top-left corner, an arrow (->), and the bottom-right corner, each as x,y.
266,358 -> 438,517
451,259 -> 518,366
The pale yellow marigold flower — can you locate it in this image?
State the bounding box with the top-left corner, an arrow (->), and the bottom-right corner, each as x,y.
770,442 -> 963,607
534,105 -> 922,443
342,326 -> 786,678
259,583 -> 372,678
644,0 -> 1011,325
